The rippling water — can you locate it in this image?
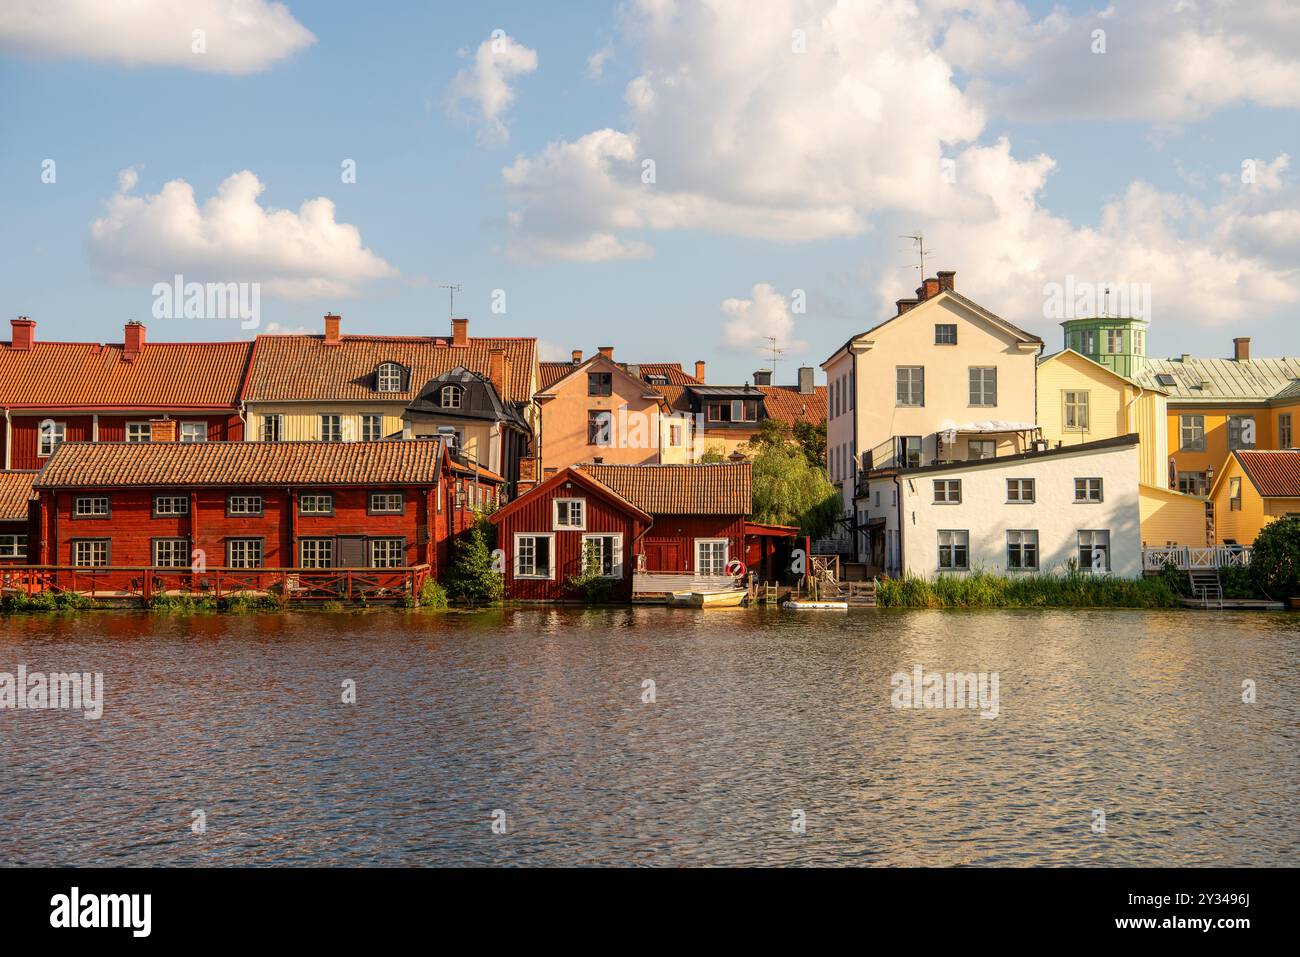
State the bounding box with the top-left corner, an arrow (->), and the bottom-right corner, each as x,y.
1,607 -> 1297,866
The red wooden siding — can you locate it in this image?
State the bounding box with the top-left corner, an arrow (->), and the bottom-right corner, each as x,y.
7,412 -> 242,469
641,514 -> 745,572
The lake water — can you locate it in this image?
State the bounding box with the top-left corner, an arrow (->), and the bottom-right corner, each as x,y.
1,607 -> 1296,867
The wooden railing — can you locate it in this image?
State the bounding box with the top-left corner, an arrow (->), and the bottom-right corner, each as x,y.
632,572 -> 742,594
1142,547 -> 1251,572
0,565 -> 431,604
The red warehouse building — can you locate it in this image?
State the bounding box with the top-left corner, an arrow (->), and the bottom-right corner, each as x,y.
1,318 -> 251,470
29,436 -> 502,592
490,461 -> 754,601
0,471 -> 38,564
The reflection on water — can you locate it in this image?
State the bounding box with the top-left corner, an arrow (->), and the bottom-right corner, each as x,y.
1,607 -> 1296,866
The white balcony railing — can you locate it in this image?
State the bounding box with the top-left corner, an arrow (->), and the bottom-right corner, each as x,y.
1142,546 -> 1251,572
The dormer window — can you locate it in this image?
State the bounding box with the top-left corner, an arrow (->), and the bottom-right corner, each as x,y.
441,385 -> 463,409
646,373 -> 669,386
377,363 -> 403,393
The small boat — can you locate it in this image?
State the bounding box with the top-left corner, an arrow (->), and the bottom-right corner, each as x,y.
783,600 -> 848,610
668,589 -> 747,608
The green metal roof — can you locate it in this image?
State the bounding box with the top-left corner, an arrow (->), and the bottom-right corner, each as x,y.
1137,356 -> 1300,403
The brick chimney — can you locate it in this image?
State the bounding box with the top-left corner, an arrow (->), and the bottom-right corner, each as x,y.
753,369 -> 773,386
149,418 -> 176,442
937,270 -> 956,292
488,348 -> 506,400
921,277 -> 941,299
123,320 -> 146,361
323,313 -> 341,345
896,298 -> 920,315
9,317 -> 35,351
695,360 -> 706,382
571,349 -> 583,364
1233,337 -> 1251,361
501,354 -> 513,404
451,317 -> 469,347
798,366 -> 814,395
598,345 -> 614,360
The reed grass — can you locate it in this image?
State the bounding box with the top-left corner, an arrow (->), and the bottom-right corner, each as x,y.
875,570 -> 1180,609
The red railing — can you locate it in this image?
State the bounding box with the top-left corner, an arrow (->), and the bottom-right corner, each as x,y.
0,565 -> 431,605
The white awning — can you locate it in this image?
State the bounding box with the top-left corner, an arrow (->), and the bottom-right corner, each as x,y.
940,421 -> 1039,444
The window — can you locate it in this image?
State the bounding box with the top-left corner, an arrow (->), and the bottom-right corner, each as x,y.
370,538 -> 405,568
1074,478 -> 1103,502
669,422 -> 684,447
898,436 -> 923,469
126,422 -> 152,443
515,534 -> 553,579
72,540 -> 108,567
74,496 -> 109,518
646,374 -> 669,386
320,415 -> 343,442
969,367 -> 997,407
1007,478 -> 1035,503
1007,530 -> 1039,570
376,363 -> 403,393
581,533 -> 623,578
299,494 -> 334,515
1078,530 -> 1111,572
227,539 -> 263,569
0,534 -> 27,559
937,530 -> 969,570
588,372 -> 612,396
300,538 -> 334,569
261,415 -> 282,442
1134,329 -> 1145,355
1229,477 -> 1242,511
440,385 -> 462,409
896,366 -> 924,407
227,495 -> 263,516
1064,391 -> 1090,431
361,414 -> 383,442
873,490 -> 880,508
179,422 -> 207,443
935,324 -> 957,345
1078,329 -> 1096,354
1179,415 -> 1205,451
695,539 -> 729,577
1156,373 -> 1177,387
1228,415 -> 1256,451
153,495 -> 189,517
38,421 -> 66,456
588,410 -> 611,445
933,479 -> 961,503
1280,413 -> 1294,449
1105,329 -> 1123,354
554,499 -> 586,530
967,440 -> 995,461
1177,472 -> 1208,496
152,538 -> 189,568
369,492 -> 404,514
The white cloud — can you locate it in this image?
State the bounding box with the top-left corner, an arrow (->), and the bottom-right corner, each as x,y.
88,170 -> 397,300
0,0 -> 315,74
586,43 -> 615,79
446,30 -> 538,142
721,284 -> 808,356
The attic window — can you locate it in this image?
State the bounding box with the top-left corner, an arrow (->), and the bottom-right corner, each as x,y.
1156,374 -> 1176,387
646,374 -> 669,386
376,362 -> 403,393
441,385 -> 462,409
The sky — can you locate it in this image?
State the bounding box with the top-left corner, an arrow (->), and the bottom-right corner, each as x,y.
1,0 -> 1298,387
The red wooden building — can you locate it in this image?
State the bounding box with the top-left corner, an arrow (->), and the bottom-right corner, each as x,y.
490,462 -> 756,601
27,435 -> 502,595
0,471 -> 38,565
1,318 -> 251,470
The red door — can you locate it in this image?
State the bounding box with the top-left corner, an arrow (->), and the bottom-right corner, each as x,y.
644,540 -> 682,572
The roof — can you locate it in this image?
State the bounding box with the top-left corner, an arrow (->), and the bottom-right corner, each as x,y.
0,471 -> 38,522
490,466 -> 654,526
865,433 -> 1139,479
578,462 -> 751,515
540,359 -> 700,391
404,366 -> 529,429
33,439 -> 503,489
1233,450 -> 1300,497
758,385 -> 827,425
1039,348 -> 1167,394
0,340 -> 252,409
243,334 -> 536,404
535,353 -> 665,402
1138,356 -> 1300,403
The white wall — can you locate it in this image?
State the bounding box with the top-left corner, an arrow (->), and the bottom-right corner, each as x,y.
823,350 -> 856,518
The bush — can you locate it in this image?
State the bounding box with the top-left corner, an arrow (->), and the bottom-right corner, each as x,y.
404,578 -> 449,608
1250,516 -> 1300,599
1,589 -> 90,613
445,516 -> 503,606
875,570 -> 1180,609
149,592 -> 218,612
221,592 -> 281,612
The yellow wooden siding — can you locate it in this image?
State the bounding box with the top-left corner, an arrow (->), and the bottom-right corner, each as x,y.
1139,483 -> 1206,546
246,405 -> 408,442
1209,456 -> 1261,544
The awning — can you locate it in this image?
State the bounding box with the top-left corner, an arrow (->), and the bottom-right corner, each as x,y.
940,421 -> 1039,444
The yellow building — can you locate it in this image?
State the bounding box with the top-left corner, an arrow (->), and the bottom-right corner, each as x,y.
1208,450 -> 1300,545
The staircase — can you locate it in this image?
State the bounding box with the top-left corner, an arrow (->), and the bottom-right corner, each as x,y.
1188,569 -> 1223,608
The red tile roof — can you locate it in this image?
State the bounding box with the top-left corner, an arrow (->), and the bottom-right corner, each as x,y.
1235,450 -> 1300,497
0,340 -> 252,409
579,462 -> 751,515
540,360 -> 701,391
0,471 -> 38,522
758,385 -> 827,426
34,440 -> 502,489
245,334 -> 537,403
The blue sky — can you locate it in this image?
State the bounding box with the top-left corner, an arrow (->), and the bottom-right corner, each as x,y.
1,0 -> 1297,385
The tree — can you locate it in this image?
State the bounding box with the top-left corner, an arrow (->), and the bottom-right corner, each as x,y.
445,514 -> 504,605
700,445 -> 728,463
750,441 -> 840,538
791,418 -> 826,469
1251,515 -> 1300,599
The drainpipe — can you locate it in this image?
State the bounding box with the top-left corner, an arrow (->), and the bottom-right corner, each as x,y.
893,473 -> 905,577
3,408 -> 10,470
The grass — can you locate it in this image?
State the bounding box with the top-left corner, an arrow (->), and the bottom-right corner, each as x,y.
875,570 -> 1181,609
0,589 -> 92,613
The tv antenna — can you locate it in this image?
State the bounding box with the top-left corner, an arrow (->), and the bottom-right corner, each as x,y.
437,283 -> 462,318
762,336 -> 784,385
900,233 -> 933,276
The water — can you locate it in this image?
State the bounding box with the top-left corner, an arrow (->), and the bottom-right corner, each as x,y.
1,607 -> 1296,866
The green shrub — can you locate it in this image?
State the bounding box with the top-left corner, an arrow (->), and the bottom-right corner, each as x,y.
149,592 -> 218,612
414,579 -> 449,608
1,589 -> 90,613
222,592 -> 281,612
446,516 -> 504,606
1250,516 -> 1300,599
1218,564 -> 1259,599
320,600 -> 345,613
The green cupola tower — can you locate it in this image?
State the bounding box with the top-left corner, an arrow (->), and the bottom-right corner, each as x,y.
1060,316 -> 1148,378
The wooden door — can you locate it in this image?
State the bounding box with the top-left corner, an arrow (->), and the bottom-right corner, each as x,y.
644,540 -> 682,572
337,536 -> 367,568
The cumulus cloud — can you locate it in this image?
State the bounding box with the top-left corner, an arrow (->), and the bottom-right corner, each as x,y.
447,30 -> 538,142
0,0 -> 315,74
721,284 -> 808,356
586,43 -> 615,79
88,170 -> 397,300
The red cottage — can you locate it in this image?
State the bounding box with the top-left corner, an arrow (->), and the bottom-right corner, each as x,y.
28,438 -> 502,597
0,471 -> 38,564
0,318 -> 252,470
491,462 -> 753,601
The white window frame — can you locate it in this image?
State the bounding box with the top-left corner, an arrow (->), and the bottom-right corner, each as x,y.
125,422 -> 152,443
968,367 -> 997,407
514,533 -> 555,580
937,530 -> 969,571
1179,414 -> 1205,451
695,538 -> 729,577
1007,530 -> 1039,571
580,532 -> 624,578
38,421 -> 66,457
0,534 -> 27,559
934,324 -> 957,345
152,538 -> 190,568
227,495 -> 264,516
369,492 -> 404,514
1227,415 -> 1256,451
896,366 -> 924,407
1006,478 -> 1036,503
299,493 -> 334,516
1078,529 -> 1111,573
1064,391 -> 1090,432
300,538 -> 335,569
1280,412 -> 1293,449
553,498 -> 586,530
153,495 -> 189,516
179,421 -> 207,443
1105,329 -> 1123,354
933,479 -> 961,504
376,363 -> 403,394
440,385 -> 462,409
320,415 -> 343,442
369,538 -> 405,568
73,539 -> 109,567
361,414 -> 383,442
260,415 -> 282,443
74,496 -> 109,518
967,439 -> 995,461
227,539 -> 263,569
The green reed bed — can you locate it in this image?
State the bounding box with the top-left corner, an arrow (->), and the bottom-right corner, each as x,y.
875,570 -> 1181,609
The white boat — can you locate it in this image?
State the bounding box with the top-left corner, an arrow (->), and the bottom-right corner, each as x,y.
668,589 -> 747,608
783,600 -> 848,610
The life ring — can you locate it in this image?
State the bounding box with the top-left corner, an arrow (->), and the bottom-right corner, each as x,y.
725,559 -> 747,578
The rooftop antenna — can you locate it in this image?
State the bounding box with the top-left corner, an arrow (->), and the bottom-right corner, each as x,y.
900,233 -> 933,277
437,282 -> 462,319
762,335 -> 784,385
